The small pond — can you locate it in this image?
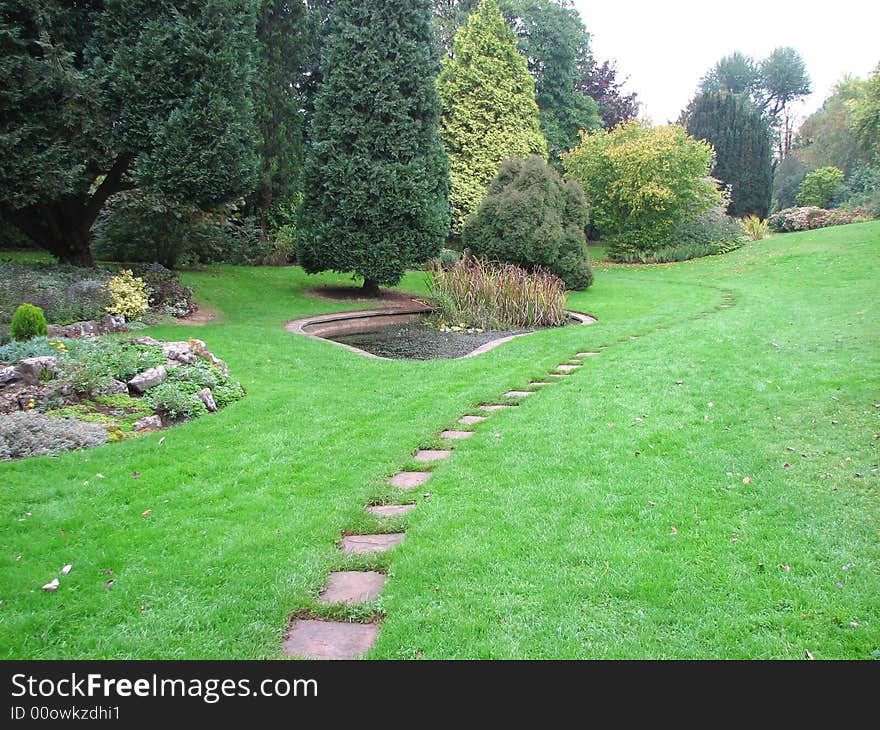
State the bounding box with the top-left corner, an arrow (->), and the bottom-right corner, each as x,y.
330,321 -> 536,360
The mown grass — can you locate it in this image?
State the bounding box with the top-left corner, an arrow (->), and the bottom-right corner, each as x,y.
1,223 -> 877,659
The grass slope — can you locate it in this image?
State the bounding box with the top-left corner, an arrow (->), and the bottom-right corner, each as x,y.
1,223 -> 877,659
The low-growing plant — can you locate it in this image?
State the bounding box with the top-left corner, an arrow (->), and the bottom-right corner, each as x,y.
211,381 -> 247,410
427,255 -> 567,330
0,336 -> 73,364
10,303 -> 48,341
768,206 -> 871,233
0,411 -> 109,461
146,382 -> 207,421
53,356 -> 113,398
105,270 -> 149,320
130,264 -> 197,318
166,361 -> 224,390
741,215 -> 770,240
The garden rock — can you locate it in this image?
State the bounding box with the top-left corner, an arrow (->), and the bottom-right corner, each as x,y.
162,341 -> 198,367
99,379 -> 129,396
190,339 -> 228,376
47,321 -> 97,338
17,356 -> 58,385
132,337 -> 163,347
0,366 -> 20,388
128,365 -> 167,394
133,415 -> 163,432
197,388 -> 217,412
100,314 -> 128,333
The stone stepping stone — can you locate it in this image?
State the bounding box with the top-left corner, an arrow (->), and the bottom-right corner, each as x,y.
479,404 -> 514,411
283,619 -> 379,660
319,571 -> 386,605
413,449 -> 452,462
367,504 -> 416,517
547,373 -> 568,378
341,533 -> 405,554
503,390 -> 534,398
389,471 -> 431,489
577,352 -> 599,357
556,364 -> 580,372
441,429 -> 474,439
459,415 -> 487,425
529,381 -> 553,386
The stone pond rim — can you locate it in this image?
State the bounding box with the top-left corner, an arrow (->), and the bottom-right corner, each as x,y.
284,302 -> 597,360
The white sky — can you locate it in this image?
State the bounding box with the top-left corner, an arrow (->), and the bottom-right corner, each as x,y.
572,1 -> 880,126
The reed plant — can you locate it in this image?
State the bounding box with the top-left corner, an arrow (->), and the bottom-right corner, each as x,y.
427,254 -> 567,330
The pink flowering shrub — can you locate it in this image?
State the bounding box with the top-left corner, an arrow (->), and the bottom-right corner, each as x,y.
768,206 -> 871,233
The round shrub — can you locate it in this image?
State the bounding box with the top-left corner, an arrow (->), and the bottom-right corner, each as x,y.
462,156 -> 593,290
796,167 -> 845,208
105,270 -> 149,320
10,303 -> 48,341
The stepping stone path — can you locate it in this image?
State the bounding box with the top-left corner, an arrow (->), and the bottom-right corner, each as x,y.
389,471 -> 431,489
441,430 -> 474,439
414,449 -> 452,462
284,347 -> 600,659
367,504 -> 416,517
459,415 -> 487,425
341,533 -> 405,555
284,620 -> 379,660
319,571 -> 386,605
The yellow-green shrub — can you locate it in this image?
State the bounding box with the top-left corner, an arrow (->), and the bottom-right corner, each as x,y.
105,270 -> 149,320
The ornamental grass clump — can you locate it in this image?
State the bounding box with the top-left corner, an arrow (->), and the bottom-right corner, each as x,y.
741,215 -> 770,240
427,254 -> 567,330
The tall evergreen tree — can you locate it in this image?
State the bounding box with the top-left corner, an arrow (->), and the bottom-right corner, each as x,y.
251,0 -> 310,240
437,0 -> 547,234
684,92 -> 772,218
296,0 -> 449,294
0,0 -> 260,265
501,0 -> 601,160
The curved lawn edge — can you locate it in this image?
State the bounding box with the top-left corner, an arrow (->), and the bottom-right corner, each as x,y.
284,307 -> 597,361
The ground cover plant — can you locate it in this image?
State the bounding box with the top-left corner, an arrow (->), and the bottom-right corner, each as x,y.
0,221 -> 877,659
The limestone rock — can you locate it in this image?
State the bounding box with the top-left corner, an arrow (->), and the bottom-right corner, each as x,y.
162,341 -> 198,366
133,415 -> 163,431
98,379 -> 129,396
0,366 -> 20,388
100,314 -> 128,333
132,337 -> 163,347
188,339 -> 228,376
197,388 -> 217,412
17,356 -> 58,385
127,365 -> 167,394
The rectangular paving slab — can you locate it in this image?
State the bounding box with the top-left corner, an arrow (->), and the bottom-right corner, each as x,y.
459,415 -> 487,425
389,471 -> 431,489
283,619 -> 379,660
503,390 -> 535,398
367,504 -> 416,517
547,373 -> 569,378
556,364 -> 581,372
319,571 -> 386,605
530,381 -> 553,386
577,352 -> 599,357
341,533 -> 406,554
413,449 -> 452,462
441,430 -> 474,439
479,404 -> 515,411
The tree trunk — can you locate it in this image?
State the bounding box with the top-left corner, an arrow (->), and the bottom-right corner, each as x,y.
7,154 -> 132,266
361,278 -> 380,297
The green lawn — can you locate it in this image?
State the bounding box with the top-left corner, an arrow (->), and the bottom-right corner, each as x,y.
1,223 -> 878,659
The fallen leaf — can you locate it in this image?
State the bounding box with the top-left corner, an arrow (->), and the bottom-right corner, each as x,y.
648,500 -> 656,506
831,420 -> 838,425
780,564 -> 791,572
842,563 -> 856,571
15,555 -> 21,561
131,472 -> 140,479
158,437 -> 166,445
141,509 -> 152,518
95,474 -> 104,479
805,649 -> 814,660
743,476 -> 751,485
104,580 -> 114,590
708,402 -> 715,408
61,564 -> 72,575
783,463 -> 791,468
670,525 -> 678,534
42,578 -> 59,591
102,569 -> 113,575
850,621 -> 859,628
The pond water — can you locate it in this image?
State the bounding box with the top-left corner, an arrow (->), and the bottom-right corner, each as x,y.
330,321 -> 535,360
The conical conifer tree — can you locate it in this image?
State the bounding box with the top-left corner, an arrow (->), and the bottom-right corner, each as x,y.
297,0 -> 449,293
684,92 -> 773,217
438,0 -> 548,235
